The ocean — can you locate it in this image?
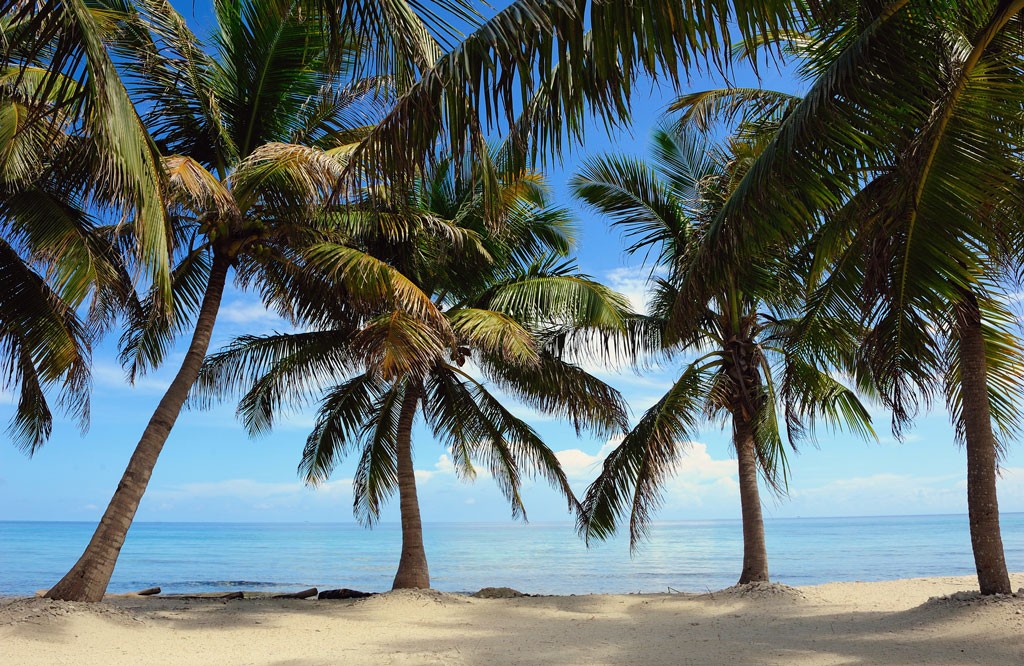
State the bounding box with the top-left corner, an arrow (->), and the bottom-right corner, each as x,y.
2,514 -> 1022,596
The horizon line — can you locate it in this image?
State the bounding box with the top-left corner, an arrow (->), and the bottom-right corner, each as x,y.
2,511 -> 1022,526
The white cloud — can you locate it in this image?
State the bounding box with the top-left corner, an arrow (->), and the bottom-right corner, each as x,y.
218,299 -> 287,329
996,466 -> 1024,505
151,478 -> 311,501
506,404 -> 560,423
93,362 -> 170,394
415,454 -> 457,483
135,449 -> 1024,523
605,266 -> 651,315
556,439 -> 622,480
140,476 -> 358,520
556,439 -> 738,511
786,472 -> 966,516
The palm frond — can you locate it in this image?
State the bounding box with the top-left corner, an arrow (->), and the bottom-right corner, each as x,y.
118,246 -> 212,380
483,262 -> 632,332
350,310 -> 449,379
341,0 -> 797,194
303,241 -> 445,325
579,363 -> 710,549
299,372 -> 387,485
479,350 -> 628,439
0,236 -> 91,453
425,364 -> 578,520
352,381 -> 405,525
447,307 -> 538,367
944,292 -> 1024,454
667,87 -> 800,134
193,330 -> 354,433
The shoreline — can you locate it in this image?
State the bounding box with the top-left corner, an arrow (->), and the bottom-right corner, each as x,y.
3,574 -> 1023,665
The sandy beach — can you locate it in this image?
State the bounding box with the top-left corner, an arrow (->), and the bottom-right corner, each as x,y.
1,575 -> 1022,665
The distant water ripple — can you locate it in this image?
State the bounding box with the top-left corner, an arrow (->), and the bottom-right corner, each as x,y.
1,514 -> 1021,595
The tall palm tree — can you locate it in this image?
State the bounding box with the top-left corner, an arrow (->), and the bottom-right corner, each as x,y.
43,0 -> 388,601
197,151 -> 631,589
573,128 -> 874,583
670,1 -> 1024,595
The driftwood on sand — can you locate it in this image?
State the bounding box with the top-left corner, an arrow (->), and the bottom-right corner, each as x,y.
37,585 -> 373,601
37,587 -> 163,599
272,588 -> 318,599
318,588 -> 375,600
166,592 -> 245,601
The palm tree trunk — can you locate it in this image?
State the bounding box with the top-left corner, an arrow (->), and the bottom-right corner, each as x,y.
45,253 -> 232,602
734,413 -> 769,584
956,293 -> 1012,595
392,385 -> 429,590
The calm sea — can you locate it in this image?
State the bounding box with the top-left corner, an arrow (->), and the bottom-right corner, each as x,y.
1,514 -> 1022,596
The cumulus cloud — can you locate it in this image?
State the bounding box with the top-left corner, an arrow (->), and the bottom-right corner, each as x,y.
555,439 -> 739,514
415,454 -> 457,483
151,479 -> 310,501
137,446 -> 1024,523
218,298 -> 288,330
93,362 -> 170,394
786,472 -> 966,516
555,439 -> 622,480
605,266 -> 651,315
996,466 -> 1024,505
148,477 -> 353,505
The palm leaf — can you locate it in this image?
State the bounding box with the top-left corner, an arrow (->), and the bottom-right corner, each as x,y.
579,362 -> 710,549
352,381 -> 405,525
299,372 -> 387,485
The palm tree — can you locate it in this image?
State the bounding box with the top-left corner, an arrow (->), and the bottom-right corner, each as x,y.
196,151 -> 632,589
43,0 -> 388,601
572,128 -> 874,584
669,1 -> 1024,595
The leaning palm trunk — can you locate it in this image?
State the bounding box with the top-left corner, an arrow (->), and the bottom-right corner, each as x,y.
955,294 -> 1012,595
733,412 -> 769,584
392,387 -> 429,590
45,254 -> 232,601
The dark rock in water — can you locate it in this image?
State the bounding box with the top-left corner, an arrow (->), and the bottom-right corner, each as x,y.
318,588 -> 375,600
472,587 -> 526,599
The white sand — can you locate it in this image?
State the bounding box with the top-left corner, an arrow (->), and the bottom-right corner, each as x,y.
2,575 -> 1023,665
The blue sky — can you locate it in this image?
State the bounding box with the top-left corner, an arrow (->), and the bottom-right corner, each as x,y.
1,1 -> 1022,528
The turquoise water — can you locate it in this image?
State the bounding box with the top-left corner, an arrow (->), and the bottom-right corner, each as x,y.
1,514 -> 1022,596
